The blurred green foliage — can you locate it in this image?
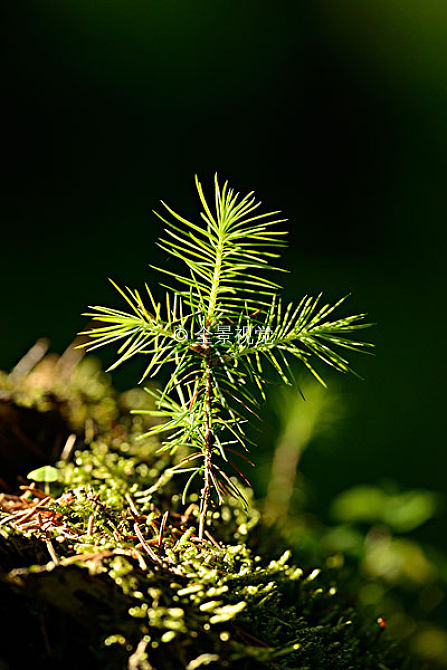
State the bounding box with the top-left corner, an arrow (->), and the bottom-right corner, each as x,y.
265,381 -> 447,668
331,486 -> 439,534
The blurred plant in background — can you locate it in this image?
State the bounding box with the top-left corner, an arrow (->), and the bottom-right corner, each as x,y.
264,379 -> 447,668
264,378 -> 343,522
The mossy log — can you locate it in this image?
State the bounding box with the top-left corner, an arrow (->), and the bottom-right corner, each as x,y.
0,350 -> 408,670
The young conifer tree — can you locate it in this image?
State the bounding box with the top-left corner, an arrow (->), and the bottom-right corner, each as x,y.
80,176 -> 372,539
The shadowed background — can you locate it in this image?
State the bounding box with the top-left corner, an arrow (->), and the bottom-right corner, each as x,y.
2,0 -> 446,653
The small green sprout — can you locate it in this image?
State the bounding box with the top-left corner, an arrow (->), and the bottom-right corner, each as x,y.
80,176 -> 372,538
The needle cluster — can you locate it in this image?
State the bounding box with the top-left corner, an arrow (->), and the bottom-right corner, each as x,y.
80,176 -> 372,538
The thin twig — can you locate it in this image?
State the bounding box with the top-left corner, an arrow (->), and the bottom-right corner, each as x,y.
87,514 -> 95,536
181,503 -> 196,523
19,486 -> 49,499
199,330 -> 213,540
9,338 -> 49,382
60,550 -> 114,566
158,511 -> 169,549
125,493 -> 141,519
133,523 -> 163,564
61,433 -> 77,461
204,530 -> 220,548
45,538 -> 59,565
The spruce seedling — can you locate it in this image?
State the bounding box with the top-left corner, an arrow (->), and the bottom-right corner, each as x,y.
80,176 -> 372,539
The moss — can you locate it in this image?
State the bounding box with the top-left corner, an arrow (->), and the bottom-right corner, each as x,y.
0,354 -> 408,669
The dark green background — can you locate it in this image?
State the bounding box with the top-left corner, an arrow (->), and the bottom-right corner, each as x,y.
2,3 -> 445,536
